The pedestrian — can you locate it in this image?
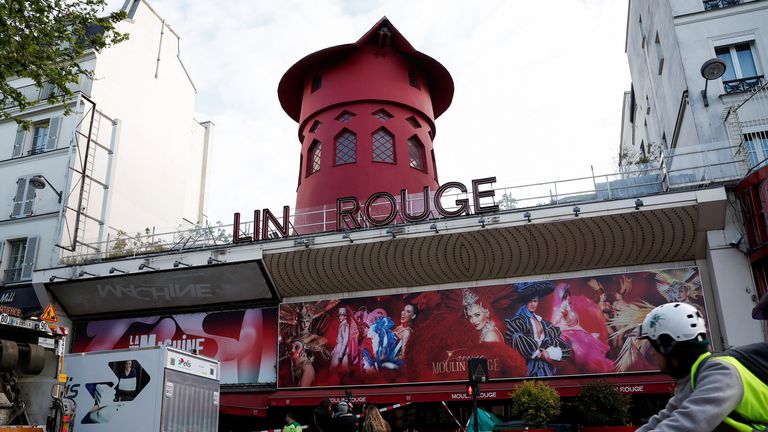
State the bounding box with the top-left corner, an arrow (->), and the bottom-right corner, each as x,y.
361,404 -> 391,432
313,398 -> 333,432
636,302 -> 768,431
332,401 -> 357,432
283,412 -> 302,432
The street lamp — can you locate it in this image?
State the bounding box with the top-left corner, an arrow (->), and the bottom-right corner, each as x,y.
700,58 -> 727,107
29,175 -> 63,203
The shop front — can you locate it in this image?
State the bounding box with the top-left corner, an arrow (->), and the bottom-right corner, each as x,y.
36,183 -> 759,430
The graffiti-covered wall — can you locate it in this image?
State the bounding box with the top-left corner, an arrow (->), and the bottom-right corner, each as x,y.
278,267 -> 707,388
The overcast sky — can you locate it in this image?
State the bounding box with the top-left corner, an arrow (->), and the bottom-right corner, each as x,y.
122,0 -> 631,226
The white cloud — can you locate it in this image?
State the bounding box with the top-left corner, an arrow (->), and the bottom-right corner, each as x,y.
128,0 -> 630,224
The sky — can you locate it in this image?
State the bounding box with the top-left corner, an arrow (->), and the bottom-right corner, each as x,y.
116,0 -> 631,226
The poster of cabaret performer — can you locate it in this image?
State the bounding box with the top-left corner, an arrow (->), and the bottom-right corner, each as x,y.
278,266 -> 709,388
73,308 -> 278,385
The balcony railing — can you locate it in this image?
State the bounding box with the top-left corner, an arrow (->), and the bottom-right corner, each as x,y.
3,268 -> 24,283
703,0 -> 741,10
58,140 -> 748,264
724,76 -> 764,94
1,77 -> 93,110
725,80 -> 768,172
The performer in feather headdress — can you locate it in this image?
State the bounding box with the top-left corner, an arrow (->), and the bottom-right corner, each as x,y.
551,283 -> 614,374
609,269 -> 703,372
655,268 -> 702,303
279,300 -> 339,363
462,288 -> 504,343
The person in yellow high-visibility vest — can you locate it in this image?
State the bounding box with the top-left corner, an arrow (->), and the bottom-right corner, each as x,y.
636,302 -> 768,432
283,413 -> 302,432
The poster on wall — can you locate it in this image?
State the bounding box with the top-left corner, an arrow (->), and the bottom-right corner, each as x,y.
278,266 -> 707,388
72,308 -> 277,385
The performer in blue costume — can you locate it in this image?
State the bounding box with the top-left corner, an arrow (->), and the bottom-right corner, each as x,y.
361,317 -> 402,372
505,281 -> 571,377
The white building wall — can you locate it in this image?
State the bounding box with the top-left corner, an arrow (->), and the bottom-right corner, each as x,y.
623,1 -> 768,341
625,0 -> 695,163
89,0 -> 209,234
673,1 -> 768,145
705,224 -> 765,346
1,0 -> 210,296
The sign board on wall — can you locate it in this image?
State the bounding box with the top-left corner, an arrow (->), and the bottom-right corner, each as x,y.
73,308 -> 277,385
48,261 -> 273,316
278,266 -> 707,388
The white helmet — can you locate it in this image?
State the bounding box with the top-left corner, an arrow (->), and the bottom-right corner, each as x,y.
638,302 -> 706,354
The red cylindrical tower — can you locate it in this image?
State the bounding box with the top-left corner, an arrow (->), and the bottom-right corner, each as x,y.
278,17 -> 454,233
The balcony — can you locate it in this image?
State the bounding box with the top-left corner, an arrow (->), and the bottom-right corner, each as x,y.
725,80 -> 768,172
724,76 -> 764,95
1,76 -> 93,110
703,0 -> 741,10
3,268 -> 24,284
57,137 -> 748,266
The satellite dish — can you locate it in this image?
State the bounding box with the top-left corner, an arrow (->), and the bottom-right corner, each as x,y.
700,58 -> 727,80
28,175 -> 47,190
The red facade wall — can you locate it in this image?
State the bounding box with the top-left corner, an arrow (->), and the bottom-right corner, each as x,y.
736,166 -> 768,299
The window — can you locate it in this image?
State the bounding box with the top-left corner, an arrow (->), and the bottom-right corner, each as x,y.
32,123 -> 49,155
372,109 -> 393,122
335,111 -> 356,123
408,70 -> 420,89
431,150 -> 438,181
716,42 -> 762,93
307,140 -> 321,176
311,74 -> 322,93
3,237 -> 38,283
408,136 -> 425,171
655,32 -> 664,75
12,117 -> 61,158
744,132 -> 768,169
406,116 -> 421,128
11,177 -> 38,218
372,128 -> 395,163
309,120 -> 321,133
298,154 -> 303,187
335,130 -> 357,165
704,0 -> 741,11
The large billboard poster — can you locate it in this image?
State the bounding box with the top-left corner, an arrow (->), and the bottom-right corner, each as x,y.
278,266 -> 707,388
73,308 -> 277,385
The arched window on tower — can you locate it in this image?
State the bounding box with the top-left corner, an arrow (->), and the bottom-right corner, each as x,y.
307,139 -> 321,176
408,135 -> 426,171
335,129 -> 357,165
372,127 -> 395,163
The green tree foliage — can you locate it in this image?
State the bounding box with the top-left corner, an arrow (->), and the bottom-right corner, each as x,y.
511,380 -> 561,426
0,0 -> 127,124
576,380 -> 631,426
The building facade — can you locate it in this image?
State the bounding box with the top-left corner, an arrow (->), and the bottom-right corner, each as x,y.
620,0 -> 768,336
0,0 -> 212,317
31,10 -> 768,432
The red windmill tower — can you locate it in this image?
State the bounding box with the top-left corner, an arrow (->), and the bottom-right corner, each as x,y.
278,17 -> 454,233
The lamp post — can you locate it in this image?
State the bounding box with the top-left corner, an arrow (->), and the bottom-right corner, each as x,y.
28,175 -> 63,203
700,57 -> 727,107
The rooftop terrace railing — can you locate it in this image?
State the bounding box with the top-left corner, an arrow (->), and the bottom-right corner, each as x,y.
60,140 -> 747,264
